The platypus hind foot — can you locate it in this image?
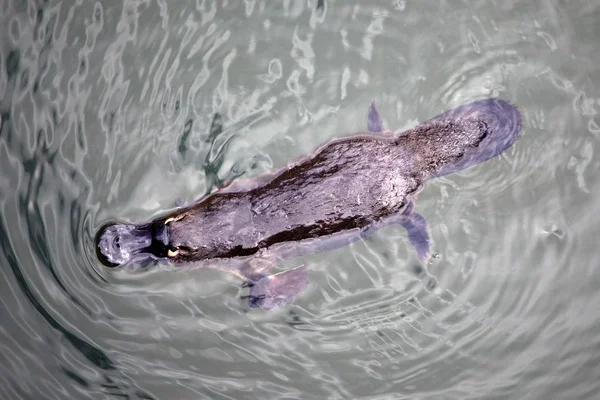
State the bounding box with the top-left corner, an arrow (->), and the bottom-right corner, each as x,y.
399,212 -> 431,263
247,265 -> 309,310
368,101 -> 384,132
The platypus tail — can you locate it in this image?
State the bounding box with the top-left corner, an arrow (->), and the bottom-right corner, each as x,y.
429,98 -> 523,177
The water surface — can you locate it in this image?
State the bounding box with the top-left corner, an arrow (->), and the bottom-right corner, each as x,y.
1,1 -> 600,398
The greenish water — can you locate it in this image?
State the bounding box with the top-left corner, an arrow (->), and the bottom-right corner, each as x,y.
1,1 -> 599,398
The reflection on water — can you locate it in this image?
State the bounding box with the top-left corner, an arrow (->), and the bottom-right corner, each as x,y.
1,0 -> 600,398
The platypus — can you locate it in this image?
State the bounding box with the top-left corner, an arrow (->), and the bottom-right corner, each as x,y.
96,98 -> 522,309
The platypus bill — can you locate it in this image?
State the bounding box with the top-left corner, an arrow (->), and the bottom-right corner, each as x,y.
95,98 -> 523,310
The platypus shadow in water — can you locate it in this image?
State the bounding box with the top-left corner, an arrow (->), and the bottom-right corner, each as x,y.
96,98 -> 523,310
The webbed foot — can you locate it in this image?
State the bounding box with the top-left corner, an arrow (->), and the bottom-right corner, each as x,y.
368,101 -> 384,132
399,212 -> 431,263
247,265 -> 309,310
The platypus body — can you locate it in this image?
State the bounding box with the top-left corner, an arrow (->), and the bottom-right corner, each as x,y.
96,98 -> 522,309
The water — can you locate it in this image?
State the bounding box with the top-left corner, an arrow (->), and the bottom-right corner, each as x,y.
1,1 -> 599,398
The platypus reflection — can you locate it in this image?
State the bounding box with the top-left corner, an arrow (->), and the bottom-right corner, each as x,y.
96,98 -> 522,309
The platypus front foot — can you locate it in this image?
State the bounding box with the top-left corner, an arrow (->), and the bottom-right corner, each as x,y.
247,264 -> 309,310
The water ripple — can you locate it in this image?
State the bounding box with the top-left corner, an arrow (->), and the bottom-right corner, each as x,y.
1,0 -> 600,399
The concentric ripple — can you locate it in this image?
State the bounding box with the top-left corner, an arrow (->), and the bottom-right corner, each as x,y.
1,1 -> 600,399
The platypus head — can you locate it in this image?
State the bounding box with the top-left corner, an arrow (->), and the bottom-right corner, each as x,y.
95,222 -> 169,267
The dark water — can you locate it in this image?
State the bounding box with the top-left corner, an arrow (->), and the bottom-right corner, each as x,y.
1,1 -> 600,398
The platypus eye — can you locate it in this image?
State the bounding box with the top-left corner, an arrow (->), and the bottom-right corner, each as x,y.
166,245 -> 195,258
